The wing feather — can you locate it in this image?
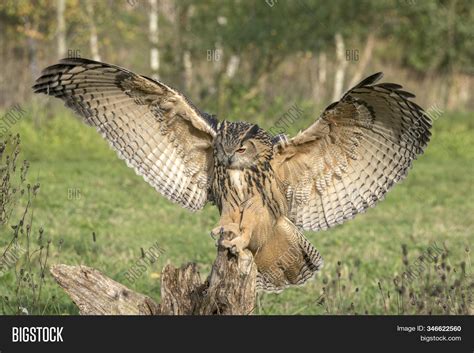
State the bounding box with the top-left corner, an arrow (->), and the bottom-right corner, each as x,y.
33,58 -> 217,211
272,72 -> 431,231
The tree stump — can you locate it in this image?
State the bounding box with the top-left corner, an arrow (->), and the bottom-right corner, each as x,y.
50,232 -> 257,315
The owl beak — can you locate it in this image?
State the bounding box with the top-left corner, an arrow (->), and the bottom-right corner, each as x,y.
219,150 -> 234,168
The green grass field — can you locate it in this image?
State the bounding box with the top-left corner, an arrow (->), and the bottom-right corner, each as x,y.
1,101 -> 472,315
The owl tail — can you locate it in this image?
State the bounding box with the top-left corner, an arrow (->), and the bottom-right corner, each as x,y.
255,219 -> 323,292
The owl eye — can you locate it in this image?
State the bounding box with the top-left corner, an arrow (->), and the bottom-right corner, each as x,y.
236,148 -> 246,154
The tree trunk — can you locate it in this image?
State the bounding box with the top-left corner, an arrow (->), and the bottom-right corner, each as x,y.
183,51 -> 192,92
225,55 -> 240,79
332,32 -> 347,102
85,0 -> 100,61
149,0 -> 159,80
56,0 -> 66,58
49,232 -> 257,315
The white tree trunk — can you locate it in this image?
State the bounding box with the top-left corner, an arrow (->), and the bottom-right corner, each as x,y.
57,0 -> 66,58
213,41 -> 223,73
149,0 -> 159,80
85,0 -> 100,61
226,55 -> 240,79
183,50 -> 192,91
332,32 -> 347,102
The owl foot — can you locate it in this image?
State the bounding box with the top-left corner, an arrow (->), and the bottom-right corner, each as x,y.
210,223 -> 240,240
219,236 -> 248,255
210,223 -> 245,255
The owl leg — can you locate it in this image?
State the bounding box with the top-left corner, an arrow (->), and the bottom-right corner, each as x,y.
211,223 -> 250,255
220,225 -> 254,255
219,231 -> 250,255
210,223 -> 240,240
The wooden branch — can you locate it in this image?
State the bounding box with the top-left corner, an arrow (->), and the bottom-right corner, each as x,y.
50,232 -> 257,315
49,264 -> 160,315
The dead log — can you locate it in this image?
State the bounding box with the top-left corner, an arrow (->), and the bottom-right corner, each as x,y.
50,232 -> 257,315
50,264 -> 160,315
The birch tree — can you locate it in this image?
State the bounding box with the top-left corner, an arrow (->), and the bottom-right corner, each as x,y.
57,0 -> 66,58
332,32 -> 347,102
149,0 -> 159,80
85,0 -> 100,61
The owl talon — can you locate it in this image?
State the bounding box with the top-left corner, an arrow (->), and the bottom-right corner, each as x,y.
211,224 -> 239,239
218,237 -> 246,255
210,223 -> 245,254
210,228 -> 220,240
210,226 -> 225,241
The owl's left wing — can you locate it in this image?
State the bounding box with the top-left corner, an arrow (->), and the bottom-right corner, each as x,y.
271,72 -> 431,231
33,58 -> 217,211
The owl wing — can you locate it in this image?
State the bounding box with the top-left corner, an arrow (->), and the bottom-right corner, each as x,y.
271,72 -> 431,231
33,58 -> 217,211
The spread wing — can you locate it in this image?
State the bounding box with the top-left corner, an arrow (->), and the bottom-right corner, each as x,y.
33,58 -> 217,211
271,72 -> 431,231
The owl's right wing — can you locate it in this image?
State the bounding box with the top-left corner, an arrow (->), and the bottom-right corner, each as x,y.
271,72 -> 431,231
33,58 -> 217,211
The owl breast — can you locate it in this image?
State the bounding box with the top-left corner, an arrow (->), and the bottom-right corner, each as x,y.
227,169 -> 246,200
212,163 -> 287,222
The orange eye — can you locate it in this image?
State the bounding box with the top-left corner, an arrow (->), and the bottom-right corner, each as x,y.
236,148 -> 246,153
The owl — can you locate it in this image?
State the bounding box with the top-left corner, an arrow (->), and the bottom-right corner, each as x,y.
33,58 -> 431,292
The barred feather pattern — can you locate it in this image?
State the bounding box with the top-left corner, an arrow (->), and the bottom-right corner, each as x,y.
211,121 -> 284,218
212,164 -> 284,219
33,61 -> 432,292
256,218 -> 323,292
272,72 -> 432,231
33,58 -> 217,211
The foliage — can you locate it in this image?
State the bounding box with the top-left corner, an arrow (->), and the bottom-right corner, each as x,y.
0,134 -> 57,314
0,104 -> 471,315
0,0 -> 472,109
0,0 -> 472,315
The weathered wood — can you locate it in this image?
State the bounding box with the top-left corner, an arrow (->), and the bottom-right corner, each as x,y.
194,247 -> 256,315
50,232 -> 257,315
159,262 -> 203,315
50,264 -> 160,315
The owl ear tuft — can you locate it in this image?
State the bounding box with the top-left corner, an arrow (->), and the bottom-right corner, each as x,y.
243,124 -> 260,141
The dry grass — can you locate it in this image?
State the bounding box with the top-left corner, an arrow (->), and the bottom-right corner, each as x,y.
0,105 -> 472,315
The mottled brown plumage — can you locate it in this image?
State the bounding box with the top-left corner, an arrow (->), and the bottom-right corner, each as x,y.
33,59 -> 431,292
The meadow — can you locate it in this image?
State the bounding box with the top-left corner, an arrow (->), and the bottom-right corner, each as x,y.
0,99 -> 472,315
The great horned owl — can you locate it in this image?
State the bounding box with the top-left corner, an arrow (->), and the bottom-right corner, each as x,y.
33,58 -> 431,292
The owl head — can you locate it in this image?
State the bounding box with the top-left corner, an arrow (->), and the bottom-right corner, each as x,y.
214,121 -> 273,170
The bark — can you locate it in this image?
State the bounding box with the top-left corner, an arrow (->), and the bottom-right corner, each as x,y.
85,0 -> 100,61
225,55 -> 240,79
50,264 -> 160,315
183,50 -> 192,92
182,5 -> 195,92
57,0 -> 66,58
332,32 -> 347,102
50,232 -> 257,315
149,0 -> 159,80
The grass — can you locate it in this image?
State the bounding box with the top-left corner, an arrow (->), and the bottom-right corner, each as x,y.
0,100 -> 472,315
